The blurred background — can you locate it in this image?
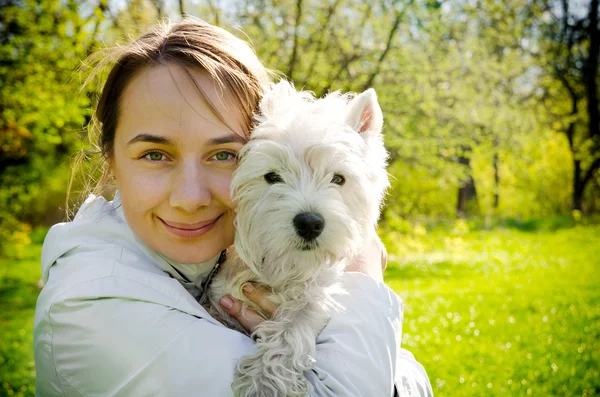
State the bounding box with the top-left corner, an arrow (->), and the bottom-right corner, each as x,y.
1,0 -> 599,396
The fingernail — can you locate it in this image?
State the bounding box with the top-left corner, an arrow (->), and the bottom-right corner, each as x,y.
220,296 -> 234,309
242,283 -> 254,295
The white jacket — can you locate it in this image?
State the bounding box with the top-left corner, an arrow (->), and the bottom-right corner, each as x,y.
34,193 -> 432,397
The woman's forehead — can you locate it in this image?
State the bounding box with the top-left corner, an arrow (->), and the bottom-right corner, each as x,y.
117,64 -> 246,139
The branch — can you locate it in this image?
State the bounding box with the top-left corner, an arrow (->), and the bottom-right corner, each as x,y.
153,0 -> 163,19
361,0 -> 414,91
98,0 -> 122,31
301,0 -> 342,86
582,157 -> 600,188
179,0 -> 185,18
314,4 -> 374,94
319,52 -> 362,94
85,17 -> 101,57
584,0 -> 600,141
206,0 -> 221,25
301,0 -> 341,53
286,0 -> 304,80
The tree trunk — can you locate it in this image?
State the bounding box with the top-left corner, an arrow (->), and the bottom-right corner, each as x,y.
179,0 -> 185,17
572,0 -> 600,212
585,0 -> 599,144
493,135 -> 500,209
573,159 -> 584,211
553,0 -> 600,212
456,154 -> 478,218
286,0 -> 303,80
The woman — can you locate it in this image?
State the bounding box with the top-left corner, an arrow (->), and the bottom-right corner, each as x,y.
34,18 -> 432,396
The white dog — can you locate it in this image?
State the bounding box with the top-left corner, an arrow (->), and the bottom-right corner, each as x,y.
204,81 -> 389,397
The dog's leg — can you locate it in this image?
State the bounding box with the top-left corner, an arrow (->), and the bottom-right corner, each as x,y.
232,299 -> 328,397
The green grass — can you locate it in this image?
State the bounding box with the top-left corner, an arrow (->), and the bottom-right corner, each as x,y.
0,241 -> 41,397
1,224 -> 599,396
385,223 -> 600,396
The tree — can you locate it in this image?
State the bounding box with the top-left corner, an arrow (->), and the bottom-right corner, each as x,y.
0,0 -> 96,250
538,0 -> 600,212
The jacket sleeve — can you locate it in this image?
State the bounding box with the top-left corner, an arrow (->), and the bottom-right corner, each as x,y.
37,273 -> 431,397
307,272 -> 433,397
395,348 -> 434,397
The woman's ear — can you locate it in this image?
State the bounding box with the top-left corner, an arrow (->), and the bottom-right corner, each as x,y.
107,163 -> 116,184
344,89 -> 383,134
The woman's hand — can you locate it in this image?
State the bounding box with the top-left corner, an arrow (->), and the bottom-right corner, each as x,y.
219,283 -> 277,333
345,229 -> 387,281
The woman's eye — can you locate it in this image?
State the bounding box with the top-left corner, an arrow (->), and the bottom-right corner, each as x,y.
264,172 -> 283,184
143,151 -> 167,162
212,151 -> 237,162
331,174 -> 345,186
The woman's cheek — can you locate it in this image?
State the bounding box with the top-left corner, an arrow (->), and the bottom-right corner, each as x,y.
210,169 -> 236,208
123,166 -> 172,209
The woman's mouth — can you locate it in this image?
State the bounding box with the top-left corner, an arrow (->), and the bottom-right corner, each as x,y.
159,215 -> 222,238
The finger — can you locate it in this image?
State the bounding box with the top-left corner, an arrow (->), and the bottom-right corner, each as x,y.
220,295 -> 265,333
242,283 -> 278,318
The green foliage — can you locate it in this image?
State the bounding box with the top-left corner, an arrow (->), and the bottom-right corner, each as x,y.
0,0 -> 93,253
219,0 -> 586,219
474,132 -> 573,218
1,0 -> 599,250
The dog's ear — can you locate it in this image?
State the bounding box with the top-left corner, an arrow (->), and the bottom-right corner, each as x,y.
345,89 -> 383,134
258,80 -> 297,119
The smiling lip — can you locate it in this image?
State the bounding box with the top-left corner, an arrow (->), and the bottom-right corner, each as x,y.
159,215 -> 222,238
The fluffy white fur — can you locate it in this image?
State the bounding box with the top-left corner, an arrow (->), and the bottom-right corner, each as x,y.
205,81 -> 389,397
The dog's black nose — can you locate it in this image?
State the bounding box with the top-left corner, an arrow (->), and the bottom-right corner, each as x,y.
293,212 -> 325,242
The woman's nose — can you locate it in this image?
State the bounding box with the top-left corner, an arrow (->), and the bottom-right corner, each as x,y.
169,162 -> 212,213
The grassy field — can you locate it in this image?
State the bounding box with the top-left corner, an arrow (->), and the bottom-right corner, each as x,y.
1,222 -> 599,396
385,220 -> 600,396
0,234 -> 41,397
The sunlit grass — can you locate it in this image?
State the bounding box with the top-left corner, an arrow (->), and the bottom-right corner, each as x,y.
0,242 -> 41,397
1,224 -> 599,396
385,223 -> 600,396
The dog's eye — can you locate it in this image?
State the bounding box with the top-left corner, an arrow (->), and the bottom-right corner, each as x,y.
264,172 -> 284,184
331,174 -> 345,186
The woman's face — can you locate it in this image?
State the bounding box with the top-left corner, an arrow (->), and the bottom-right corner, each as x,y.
111,65 -> 246,264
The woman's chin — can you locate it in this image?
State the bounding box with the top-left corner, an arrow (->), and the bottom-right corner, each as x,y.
161,243 -> 226,264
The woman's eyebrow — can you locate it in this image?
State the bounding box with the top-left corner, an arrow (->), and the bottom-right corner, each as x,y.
207,133 -> 246,145
127,134 -> 172,146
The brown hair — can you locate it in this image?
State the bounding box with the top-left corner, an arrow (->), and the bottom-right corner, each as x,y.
68,17 -> 271,217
